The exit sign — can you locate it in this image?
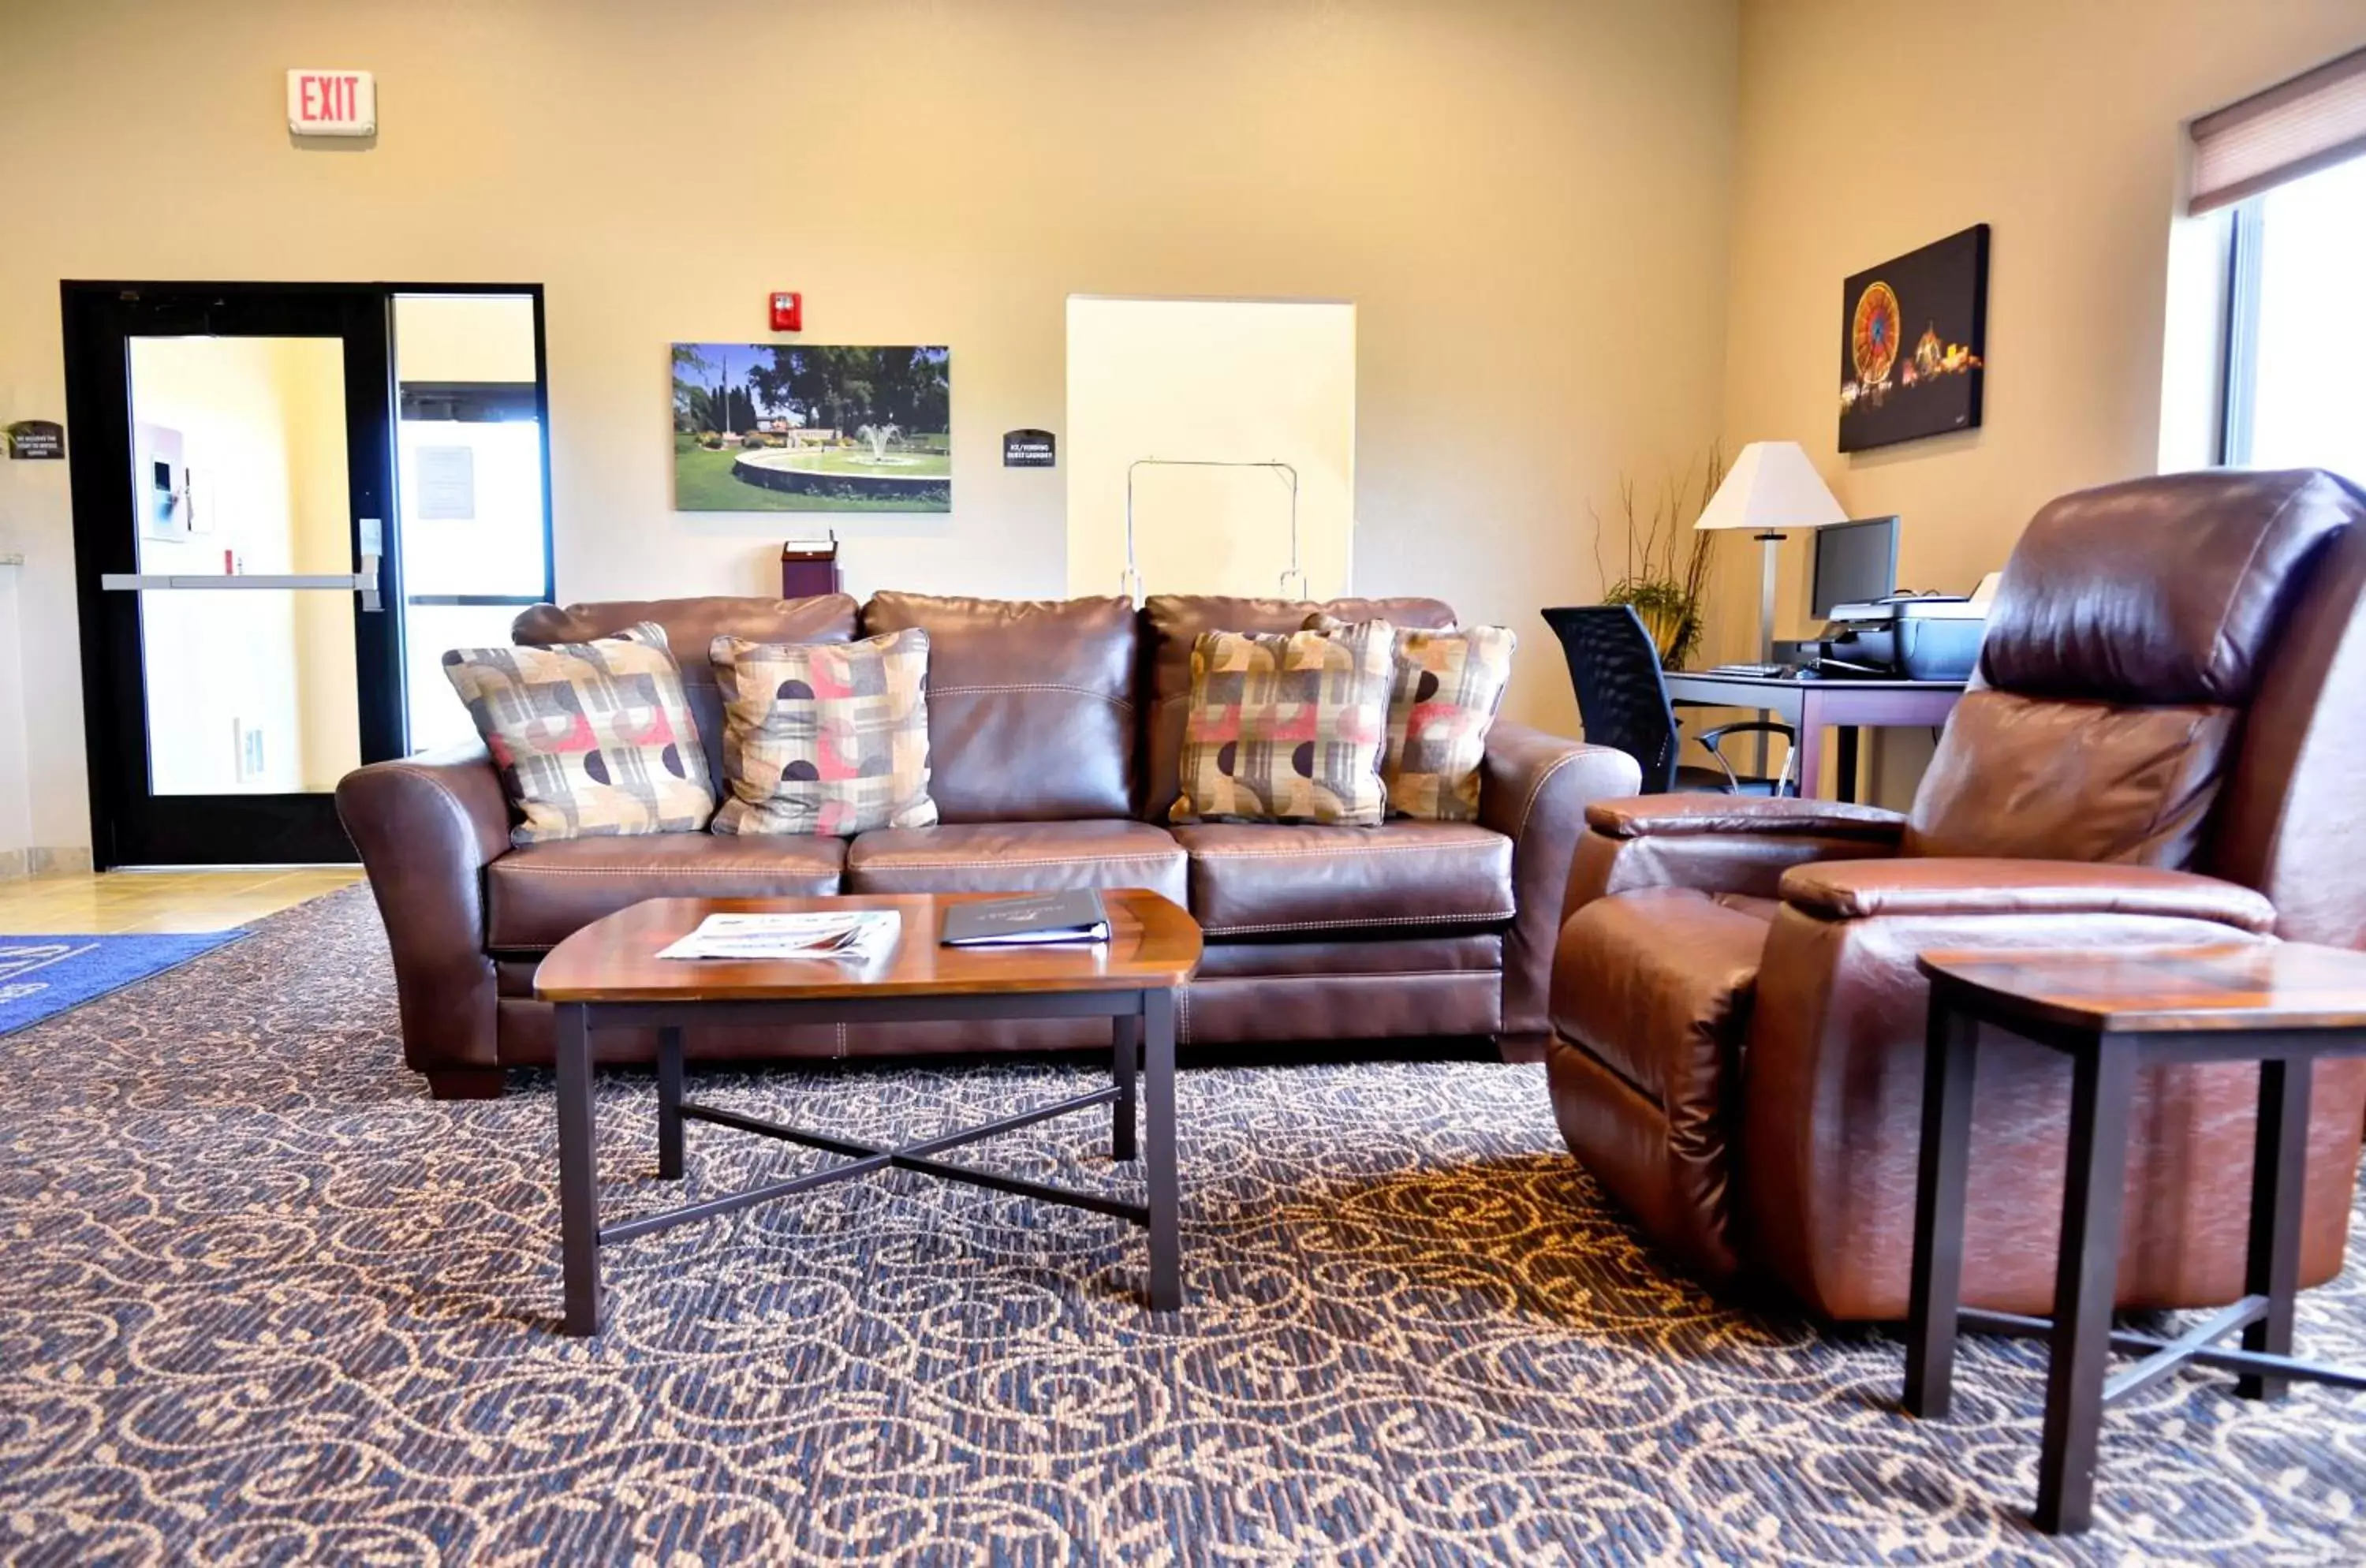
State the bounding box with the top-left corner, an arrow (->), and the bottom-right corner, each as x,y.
286,69 -> 375,136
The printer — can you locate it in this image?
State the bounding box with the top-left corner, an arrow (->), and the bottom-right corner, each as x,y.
1805,593 -> 1987,680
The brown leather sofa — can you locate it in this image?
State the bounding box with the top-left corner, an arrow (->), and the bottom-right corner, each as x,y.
1547,469 -> 2366,1321
338,591 -> 1641,1097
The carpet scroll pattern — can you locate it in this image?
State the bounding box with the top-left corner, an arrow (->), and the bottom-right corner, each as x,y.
2,886 -> 2364,1564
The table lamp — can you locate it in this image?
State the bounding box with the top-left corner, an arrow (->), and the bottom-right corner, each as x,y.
1692,440 -> 1849,665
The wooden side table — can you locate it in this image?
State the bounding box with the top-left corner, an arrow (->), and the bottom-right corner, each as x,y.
1903,942 -> 2366,1534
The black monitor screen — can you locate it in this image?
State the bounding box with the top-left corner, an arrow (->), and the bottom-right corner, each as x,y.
1812,517 -> 1899,617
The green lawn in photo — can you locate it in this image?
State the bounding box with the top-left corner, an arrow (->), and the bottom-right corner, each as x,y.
672,433 -> 949,513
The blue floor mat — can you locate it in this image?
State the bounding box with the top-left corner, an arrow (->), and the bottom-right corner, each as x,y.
0,931 -> 246,1037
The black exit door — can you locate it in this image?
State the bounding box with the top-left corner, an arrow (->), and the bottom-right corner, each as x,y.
61,282 -> 406,867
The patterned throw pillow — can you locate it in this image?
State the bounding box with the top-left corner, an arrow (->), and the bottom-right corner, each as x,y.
1170,621 -> 1395,826
1312,614 -> 1517,820
711,628 -> 938,837
442,622 -> 715,846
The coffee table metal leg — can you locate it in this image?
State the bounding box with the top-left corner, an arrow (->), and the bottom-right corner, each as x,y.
2239,1054 -> 2312,1400
1905,999 -> 1979,1418
657,1024 -> 685,1181
1141,987 -> 1181,1312
556,1002 -> 603,1337
1111,1013 -> 1140,1162
2036,1035 -> 2136,1535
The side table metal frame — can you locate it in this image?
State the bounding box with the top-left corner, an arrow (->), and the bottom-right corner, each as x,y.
554,986 -> 1181,1336
1902,975 -> 2366,1533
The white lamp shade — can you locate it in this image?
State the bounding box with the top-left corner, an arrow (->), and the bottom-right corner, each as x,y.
1692,441 -> 1849,533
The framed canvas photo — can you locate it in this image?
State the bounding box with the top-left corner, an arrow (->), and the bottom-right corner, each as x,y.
672,344 -> 950,513
1838,224 -> 1989,454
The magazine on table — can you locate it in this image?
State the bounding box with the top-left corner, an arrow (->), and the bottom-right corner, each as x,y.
656,910 -> 901,962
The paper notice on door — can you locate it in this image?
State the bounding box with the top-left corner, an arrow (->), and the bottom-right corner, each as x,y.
416,445 -> 476,521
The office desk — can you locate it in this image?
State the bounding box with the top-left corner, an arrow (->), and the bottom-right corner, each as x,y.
1664,671 -> 1967,802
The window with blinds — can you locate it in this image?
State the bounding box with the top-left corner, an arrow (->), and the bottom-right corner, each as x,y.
2190,44 -> 2366,213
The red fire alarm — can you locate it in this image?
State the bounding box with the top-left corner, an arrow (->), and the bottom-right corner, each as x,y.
769,292 -> 803,332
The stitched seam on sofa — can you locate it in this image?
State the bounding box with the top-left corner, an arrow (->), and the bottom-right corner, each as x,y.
369,766 -> 500,931
1200,909 -> 1516,935
2200,483 -> 2305,694
1513,750 -> 1587,842
1185,842 -> 1495,861
928,684 -> 1135,713
375,766 -> 504,858
853,854 -> 1181,871
1190,969 -> 1498,984
2128,708 -> 2215,857
493,866 -> 841,877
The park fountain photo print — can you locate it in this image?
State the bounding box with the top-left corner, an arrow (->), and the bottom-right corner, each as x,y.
673,342 -> 951,512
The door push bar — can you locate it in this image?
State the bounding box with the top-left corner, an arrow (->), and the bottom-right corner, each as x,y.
101,520 -> 383,611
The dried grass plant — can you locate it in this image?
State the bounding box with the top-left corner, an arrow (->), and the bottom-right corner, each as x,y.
1592,445 -> 1725,669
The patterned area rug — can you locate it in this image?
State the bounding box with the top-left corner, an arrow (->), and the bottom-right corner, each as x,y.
0,932 -> 242,1038
2,886 -> 2362,1566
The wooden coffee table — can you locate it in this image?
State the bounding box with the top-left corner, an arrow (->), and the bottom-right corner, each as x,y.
1905,941 -> 2366,1534
534,889 -> 1202,1336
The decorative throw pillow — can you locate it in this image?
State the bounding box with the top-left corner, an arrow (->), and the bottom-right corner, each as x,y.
1311,614 -> 1517,820
711,627 -> 938,837
1170,621 -> 1395,826
442,622 -> 715,846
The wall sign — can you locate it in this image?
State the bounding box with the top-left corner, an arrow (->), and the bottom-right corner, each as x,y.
4,420 -> 63,460
1002,428 -> 1056,468
287,69 -> 377,137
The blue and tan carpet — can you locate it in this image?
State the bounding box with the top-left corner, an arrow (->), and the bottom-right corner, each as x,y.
0,931 -> 242,1039
1,885 -> 2362,1565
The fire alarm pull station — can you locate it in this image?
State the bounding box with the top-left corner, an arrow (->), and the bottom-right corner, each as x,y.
770,293 -> 803,332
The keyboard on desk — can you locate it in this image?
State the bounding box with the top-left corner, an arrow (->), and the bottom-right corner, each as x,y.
1705,662 -> 1804,678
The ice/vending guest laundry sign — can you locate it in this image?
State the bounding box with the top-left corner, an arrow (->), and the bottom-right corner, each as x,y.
286,70 -> 375,137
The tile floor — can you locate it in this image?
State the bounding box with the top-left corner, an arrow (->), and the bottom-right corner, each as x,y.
0,867 -> 364,935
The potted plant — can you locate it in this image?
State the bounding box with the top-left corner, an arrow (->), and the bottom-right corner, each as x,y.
1595,446 -> 1724,669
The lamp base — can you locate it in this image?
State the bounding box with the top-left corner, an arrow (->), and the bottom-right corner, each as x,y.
1754,532 -> 1785,666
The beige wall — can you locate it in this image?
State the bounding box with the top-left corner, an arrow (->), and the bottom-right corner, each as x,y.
1066,298 -> 1356,602
1717,0 -> 2366,801
0,0 -> 1741,855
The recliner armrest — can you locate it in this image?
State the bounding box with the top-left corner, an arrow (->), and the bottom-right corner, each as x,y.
1480,722 -> 1645,1042
1778,857 -> 2278,931
1586,794 -> 1908,842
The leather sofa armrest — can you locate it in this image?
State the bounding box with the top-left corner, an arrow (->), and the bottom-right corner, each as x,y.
1480,722 -> 1644,1043
334,743 -> 513,1084
1586,794 -> 1909,842
1565,795 -> 1906,919
1778,857 -> 2278,931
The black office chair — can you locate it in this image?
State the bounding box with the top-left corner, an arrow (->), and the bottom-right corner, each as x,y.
1542,605 -> 1796,794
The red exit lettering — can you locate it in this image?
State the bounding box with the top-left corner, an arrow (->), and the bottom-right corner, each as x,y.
298,74 -> 357,121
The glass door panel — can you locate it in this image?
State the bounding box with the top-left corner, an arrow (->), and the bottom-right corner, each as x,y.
392,293 -> 551,753
125,336 -> 364,794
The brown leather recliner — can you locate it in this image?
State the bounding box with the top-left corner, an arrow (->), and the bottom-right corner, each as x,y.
1547,469 -> 2366,1321
338,590 -> 1642,1096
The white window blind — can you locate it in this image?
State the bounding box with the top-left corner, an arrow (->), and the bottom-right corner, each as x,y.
2190,44 -> 2366,214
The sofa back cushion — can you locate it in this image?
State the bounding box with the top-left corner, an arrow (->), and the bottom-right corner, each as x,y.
1142,595 -> 1457,822
860,592 -> 1136,821
515,594 -> 858,786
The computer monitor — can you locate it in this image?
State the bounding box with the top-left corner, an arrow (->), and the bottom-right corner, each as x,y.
1811,516 -> 1900,618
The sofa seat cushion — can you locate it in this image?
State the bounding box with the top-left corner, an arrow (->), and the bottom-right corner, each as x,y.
1548,887 -> 1771,1103
487,832 -> 845,952
1173,820 -> 1513,939
845,819 -> 1187,902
